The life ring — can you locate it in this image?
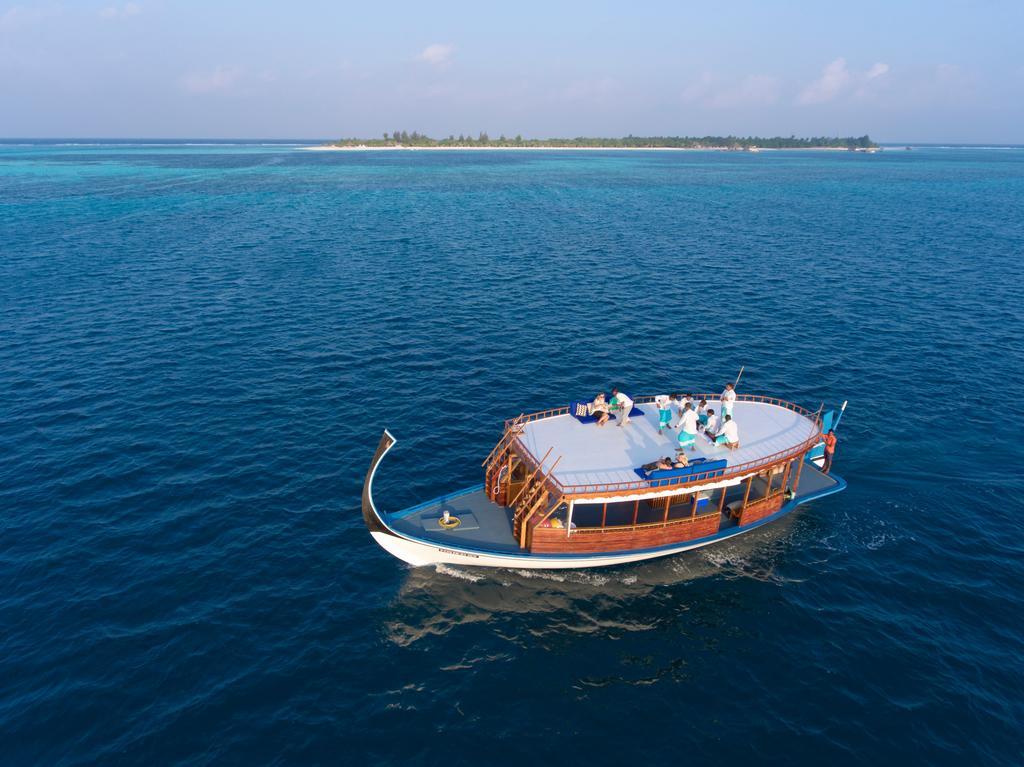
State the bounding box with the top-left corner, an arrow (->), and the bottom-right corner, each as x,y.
438,515 -> 461,530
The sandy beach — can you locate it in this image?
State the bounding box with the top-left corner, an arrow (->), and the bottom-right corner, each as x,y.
302,144 -> 855,152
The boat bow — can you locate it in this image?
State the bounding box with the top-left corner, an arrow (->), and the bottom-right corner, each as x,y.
362,429 -> 398,536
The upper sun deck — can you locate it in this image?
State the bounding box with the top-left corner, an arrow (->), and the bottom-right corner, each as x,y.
512,394 -> 822,498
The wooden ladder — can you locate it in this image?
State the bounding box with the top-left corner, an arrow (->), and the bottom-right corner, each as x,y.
511,452 -> 561,543
482,414 -> 526,502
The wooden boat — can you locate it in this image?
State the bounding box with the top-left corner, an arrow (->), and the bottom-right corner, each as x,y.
363,392 -> 846,569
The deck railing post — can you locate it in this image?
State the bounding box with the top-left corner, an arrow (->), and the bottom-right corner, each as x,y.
717,485 -> 728,514
566,499 -> 575,538
691,492 -> 698,519
792,452 -> 806,494
662,495 -> 670,525
742,476 -> 754,510
632,499 -> 639,526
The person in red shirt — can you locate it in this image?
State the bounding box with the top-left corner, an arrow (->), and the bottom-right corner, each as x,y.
822,429 -> 838,473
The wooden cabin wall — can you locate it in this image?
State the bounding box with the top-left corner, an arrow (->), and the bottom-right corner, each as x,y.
529,511 -> 721,554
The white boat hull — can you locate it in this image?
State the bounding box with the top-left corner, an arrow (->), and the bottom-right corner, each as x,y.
374,523 -> 770,570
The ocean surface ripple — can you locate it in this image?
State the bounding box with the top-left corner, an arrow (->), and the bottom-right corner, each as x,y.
1,143 -> 1023,765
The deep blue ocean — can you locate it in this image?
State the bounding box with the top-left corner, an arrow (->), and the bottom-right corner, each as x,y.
2,142 -> 1023,765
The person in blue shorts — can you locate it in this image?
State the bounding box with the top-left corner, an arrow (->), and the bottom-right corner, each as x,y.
677,402 -> 698,451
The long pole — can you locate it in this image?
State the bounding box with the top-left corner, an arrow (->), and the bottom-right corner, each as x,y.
832,400 -> 849,431
734,366 -> 745,388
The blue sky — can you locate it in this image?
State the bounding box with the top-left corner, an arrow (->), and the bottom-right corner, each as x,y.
1,0 -> 1022,141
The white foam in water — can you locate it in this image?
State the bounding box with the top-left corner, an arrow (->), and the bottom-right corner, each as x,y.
510,569 -> 612,586
434,563 -> 484,582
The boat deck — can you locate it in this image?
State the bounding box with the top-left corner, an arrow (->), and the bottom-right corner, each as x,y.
388,463 -> 842,555
390,487 -> 521,553
517,400 -> 819,489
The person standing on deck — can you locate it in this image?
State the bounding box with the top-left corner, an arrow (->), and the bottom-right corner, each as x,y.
673,393 -> 693,428
610,387 -> 634,427
822,429 -> 837,473
655,395 -> 673,434
677,402 -> 698,451
720,383 -> 737,419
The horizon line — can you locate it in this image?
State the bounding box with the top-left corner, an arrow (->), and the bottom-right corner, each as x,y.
1,136 -> 1023,146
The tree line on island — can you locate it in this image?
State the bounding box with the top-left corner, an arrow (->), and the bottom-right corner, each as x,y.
330,132 -> 877,149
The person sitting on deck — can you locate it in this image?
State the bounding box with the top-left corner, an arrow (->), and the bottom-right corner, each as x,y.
703,408 -> 719,435
697,399 -> 709,428
673,451 -> 690,468
715,414 -> 740,450
610,387 -> 634,427
721,382 -> 737,419
822,429 -> 837,473
677,402 -> 698,451
591,392 -> 611,427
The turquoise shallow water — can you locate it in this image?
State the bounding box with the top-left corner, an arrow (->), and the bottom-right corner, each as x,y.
1,142 -> 1023,765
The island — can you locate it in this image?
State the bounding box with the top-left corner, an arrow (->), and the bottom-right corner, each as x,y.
314,132 -> 878,151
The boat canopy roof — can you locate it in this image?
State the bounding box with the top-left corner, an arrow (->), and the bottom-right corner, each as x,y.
514,394 -> 821,498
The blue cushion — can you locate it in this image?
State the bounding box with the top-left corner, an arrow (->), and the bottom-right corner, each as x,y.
570,400 -> 616,424
571,399 -> 642,423
634,459 -> 728,486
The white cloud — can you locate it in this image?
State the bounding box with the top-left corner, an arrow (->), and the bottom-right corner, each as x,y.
99,3 -> 141,19
1,4 -> 61,29
798,58 -> 851,104
798,57 -> 889,104
561,77 -> 619,104
866,62 -> 890,80
680,72 -> 715,105
181,66 -> 242,94
416,43 -> 454,67
711,75 -> 780,108
681,72 -> 779,108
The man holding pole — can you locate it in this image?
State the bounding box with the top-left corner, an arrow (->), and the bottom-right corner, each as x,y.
720,382 -> 737,419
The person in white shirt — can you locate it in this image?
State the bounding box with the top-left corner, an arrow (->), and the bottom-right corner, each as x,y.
677,403 -> 698,451
673,393 -> 693,428
717,414 -> 740,450
720,383 -> 737,419
591,392 -> 610,427
655,394 -> 672,433
703,408 -> 719,436
610,387 -> 634,427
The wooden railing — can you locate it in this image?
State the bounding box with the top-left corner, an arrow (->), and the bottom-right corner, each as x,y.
504,405 -> 569,428
505,392 -> 823,499
482,413 -> 526,468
